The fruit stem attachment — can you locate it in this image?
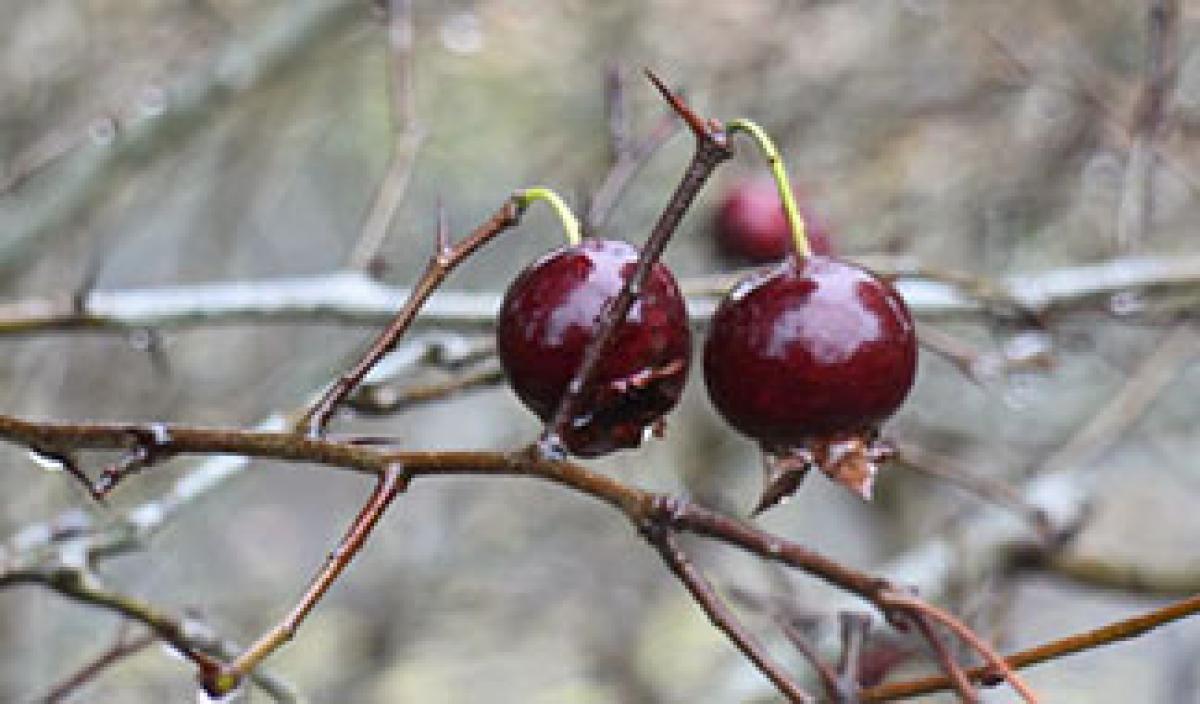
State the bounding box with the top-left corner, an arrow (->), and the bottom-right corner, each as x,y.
513,187 -> 582,246
726,119 -> 810,257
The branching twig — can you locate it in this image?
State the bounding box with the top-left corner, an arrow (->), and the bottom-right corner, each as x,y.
906,611 -> 979,703
210,463 -> 407,694
646,528 -> 815,703
877,591 -> 1038,703
299,199 -> 524,437
0,414 -> 1052,702
862,592 -> 1200,702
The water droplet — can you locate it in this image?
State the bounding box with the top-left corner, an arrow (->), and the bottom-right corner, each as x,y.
147,423 -> 172,446
28,449 -> 65,472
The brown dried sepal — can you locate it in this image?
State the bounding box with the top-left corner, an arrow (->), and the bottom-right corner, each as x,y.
754,432 -> 895,514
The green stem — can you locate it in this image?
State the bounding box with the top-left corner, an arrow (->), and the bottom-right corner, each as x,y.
726,119 -> 810,257
513,187 -> 582,246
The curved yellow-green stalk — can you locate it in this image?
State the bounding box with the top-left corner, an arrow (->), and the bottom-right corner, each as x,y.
726,119 -> 810,257
513,187 -> 582,246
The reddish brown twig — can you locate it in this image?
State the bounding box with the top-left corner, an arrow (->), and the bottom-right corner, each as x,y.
878,592 -> 1038,703
541,70 -> 731,457
863,592 -> 1200,701
40,628 -> 156,703
207,463 -> 408,695
299,200 -> 524,437
906,611 -> 979,703
646,527 -> 815,703
775,615 -> 842,701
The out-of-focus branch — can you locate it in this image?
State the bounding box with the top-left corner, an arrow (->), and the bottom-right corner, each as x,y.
346,0 -> 424,271
1116,0 -> 1179,253
3,254 -> 1200,335
1042,554 -> 1200,597
0,504 -> 301,701
0,0 -> 362,272
39,627 -> 156,704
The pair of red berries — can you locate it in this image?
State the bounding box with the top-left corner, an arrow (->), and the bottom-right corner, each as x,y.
496,184 -> 917,504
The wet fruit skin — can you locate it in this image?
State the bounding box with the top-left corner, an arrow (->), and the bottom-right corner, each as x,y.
703,255 -> 916,450
497,238 -> 692,458
716,177 -> 832,263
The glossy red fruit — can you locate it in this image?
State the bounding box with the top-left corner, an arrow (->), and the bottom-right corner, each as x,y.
703,254 -> 916,504
715,177 -> 832,263
497,239 -> 691,458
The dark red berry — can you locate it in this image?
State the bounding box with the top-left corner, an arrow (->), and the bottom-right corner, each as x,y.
715,177 -> 832,263
497,239 -> 691,458
703,255 -> 916,504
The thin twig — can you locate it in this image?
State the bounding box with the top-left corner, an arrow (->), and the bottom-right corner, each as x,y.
347,0 -> 424,271
891,440 -> 1050,536
299,199 -> 524,437
863,592 -> 1200,702
40,628 -> 156,704
906,612 -> 979,703
646,528 -> 815,703
212,464 -> 407,694
587,85 -> 684,233
542,70 -> 731,456
775,615 -> 843,702
348,362 -> 504,414
1035,324 -> 1197,476
878,592 -> 1039,704
1116,0 -> 1179,253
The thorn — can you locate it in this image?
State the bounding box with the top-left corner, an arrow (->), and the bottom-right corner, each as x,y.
643,68 -> 709,140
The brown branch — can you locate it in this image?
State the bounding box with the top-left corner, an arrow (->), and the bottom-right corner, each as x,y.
209,464 -> 407,694
299,199 -> 524,437
542,71 -> 731,456
646,528 -> 815,703
863,592 -> 1200,702
0,414 -> 1044,701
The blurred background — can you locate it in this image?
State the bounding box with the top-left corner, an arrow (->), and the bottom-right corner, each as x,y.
2,0 -> 1200,701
